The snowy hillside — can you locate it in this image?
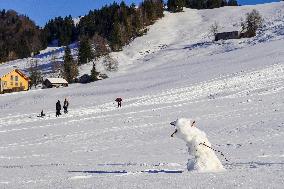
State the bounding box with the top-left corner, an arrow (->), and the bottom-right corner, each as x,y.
0,2 -> 284,188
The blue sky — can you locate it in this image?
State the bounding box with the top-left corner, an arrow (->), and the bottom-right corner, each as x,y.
238,0 -> 279,5
0,0 -> 280,27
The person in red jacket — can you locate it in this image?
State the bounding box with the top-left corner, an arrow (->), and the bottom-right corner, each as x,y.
115,97 -> 122,108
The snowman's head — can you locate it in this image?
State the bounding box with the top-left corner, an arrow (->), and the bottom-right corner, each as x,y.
170,118 -> 196,139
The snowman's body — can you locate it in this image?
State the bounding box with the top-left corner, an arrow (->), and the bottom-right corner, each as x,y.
171,118 -> 225,172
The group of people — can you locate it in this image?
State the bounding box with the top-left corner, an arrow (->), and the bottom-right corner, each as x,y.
55,97 -> 121,117
38,97 -> 122,118
37,98 -> 69,118
56,98 -> 69,117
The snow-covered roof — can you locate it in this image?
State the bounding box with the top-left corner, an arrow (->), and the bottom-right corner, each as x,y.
0,67 -> 14,77
216,30 -> 239,34
45,78 -> 68,84
0,67 -> 28,79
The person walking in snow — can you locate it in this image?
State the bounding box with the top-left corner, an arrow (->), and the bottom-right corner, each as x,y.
115,97 -> 122,108
56,100 -> 62,117
63,98 -> 69,114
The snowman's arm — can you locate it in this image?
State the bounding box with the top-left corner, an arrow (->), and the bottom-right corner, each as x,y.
171,129 -> 178,137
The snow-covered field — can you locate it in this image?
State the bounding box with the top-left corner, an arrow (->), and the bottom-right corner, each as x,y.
0,2 -> 284,188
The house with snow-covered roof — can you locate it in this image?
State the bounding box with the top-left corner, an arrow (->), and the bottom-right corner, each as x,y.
215,31 -> 240,41
42,78 -> 68,88
0,68 -> 30,94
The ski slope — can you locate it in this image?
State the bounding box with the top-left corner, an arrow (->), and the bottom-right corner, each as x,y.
0,2 -> 284,188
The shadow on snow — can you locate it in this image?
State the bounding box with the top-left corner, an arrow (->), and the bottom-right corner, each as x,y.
68,169 -> 183,174
225,161 -> 284,169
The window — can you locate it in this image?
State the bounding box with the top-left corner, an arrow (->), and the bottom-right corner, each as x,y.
15,76 -> 18,81
10,82 -> 13,86
10,75 -> 13,80
15,83 -> 18,87
20,82 -> 23,87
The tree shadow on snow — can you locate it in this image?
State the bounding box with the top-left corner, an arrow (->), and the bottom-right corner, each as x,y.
182,41 -> 213,50
68,169 -> 183,174
69,170 -> 128,174
141,170 -> 183,173
225,161 -> 284,169
165,41 -> 213,52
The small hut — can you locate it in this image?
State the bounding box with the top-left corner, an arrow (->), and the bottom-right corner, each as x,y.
42,78 -> 68,88
215,31 -> 240,41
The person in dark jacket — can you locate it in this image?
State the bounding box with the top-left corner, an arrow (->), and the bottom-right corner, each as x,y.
63,98 -> 69,114
56,100 -> 62,117
115,97 -> 122,108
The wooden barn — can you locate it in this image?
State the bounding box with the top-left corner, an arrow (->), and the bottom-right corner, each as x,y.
215,31 -> 240,41
42,78 -> 68,88
0,68 -> 30,94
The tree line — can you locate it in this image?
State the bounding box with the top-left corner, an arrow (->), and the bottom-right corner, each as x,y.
167,0 -> 238,12
45,0 -> 164,52
0,10 -> 46,62
43,15 -> 77,46
54,0 -> 164,83
0,0 -> 164,63
0,0 -> 239,63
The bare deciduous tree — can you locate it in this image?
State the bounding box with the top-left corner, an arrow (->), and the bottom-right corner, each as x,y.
103,55 -> 118,72
51,54 -> 61,77
28,59 -> 42,88
92,33 -> 110,58
209,21 -> 219,38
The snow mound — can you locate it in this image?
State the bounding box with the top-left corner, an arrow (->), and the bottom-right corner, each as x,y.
171,118 -> 225,172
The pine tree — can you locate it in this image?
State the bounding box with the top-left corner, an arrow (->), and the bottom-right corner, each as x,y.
241,9 -> 263,38
62,46 -> 78,83
185,0 -> 234,9
141,0 -> 164,24
110,20 -> 123,51
90,63 -> 100,81
44,15 -> 77,46
0,9 -> 46,62
132,5 -> 143,36
221,0 -> 228,6
228,0 -> 238,6
206,0 -> 225,9
186,0 -> 207,9
78,36 -> 94,65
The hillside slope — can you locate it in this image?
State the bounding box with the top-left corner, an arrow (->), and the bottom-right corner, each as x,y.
107,2 -> 284,74
0,2 -> 284,189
